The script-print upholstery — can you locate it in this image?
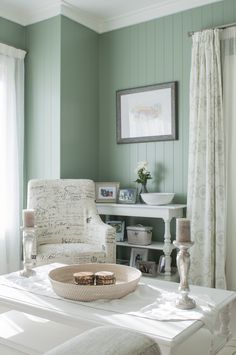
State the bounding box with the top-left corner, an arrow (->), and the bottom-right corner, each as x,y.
27,179 -> 116,266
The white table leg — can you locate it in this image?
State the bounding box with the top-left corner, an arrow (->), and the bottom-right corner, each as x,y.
163,218 -> 172,276
219,304 -> 231,341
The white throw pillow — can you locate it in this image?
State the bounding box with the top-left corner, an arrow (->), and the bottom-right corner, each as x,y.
44,325 -> 161,355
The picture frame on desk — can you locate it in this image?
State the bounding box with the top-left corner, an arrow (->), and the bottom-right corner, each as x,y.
118,188 -> 137,204
130,247 -> 148,268
95,182 -> 120,203
106,220 -> 125,242
136,260 -> 157,277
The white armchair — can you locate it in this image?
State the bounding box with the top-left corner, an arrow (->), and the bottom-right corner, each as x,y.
27,179 -> 116,266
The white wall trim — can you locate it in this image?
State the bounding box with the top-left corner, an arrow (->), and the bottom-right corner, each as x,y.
61,2 -> 101,33
0,6 -> 24,26
24,2 -> 61,26
99,0 -> 222,33
0,0 -> 61,27
0,0 -> 221,32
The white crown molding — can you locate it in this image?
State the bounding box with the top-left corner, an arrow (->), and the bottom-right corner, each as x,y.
99,0 -> 222,33
61,1 -> 101,33
0,0 -> 61,26
0,5 -> 25,26
24,1 -> 61,26
0,0 -> 221,32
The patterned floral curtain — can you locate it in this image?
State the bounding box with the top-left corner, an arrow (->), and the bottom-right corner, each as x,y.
221,27 -> 236,290
187,29 -> 226,288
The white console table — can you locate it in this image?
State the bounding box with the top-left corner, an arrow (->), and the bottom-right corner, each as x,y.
96,203 -> 186,277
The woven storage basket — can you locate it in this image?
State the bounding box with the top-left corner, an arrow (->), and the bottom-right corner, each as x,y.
127,225 -> 153,245
49,263 -> 141,302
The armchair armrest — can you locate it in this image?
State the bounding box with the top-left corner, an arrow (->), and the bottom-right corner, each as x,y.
86,215 -> 116,263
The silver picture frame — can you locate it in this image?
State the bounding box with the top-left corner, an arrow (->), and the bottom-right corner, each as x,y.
116,81 -> 177,144
118,188 -> 137,204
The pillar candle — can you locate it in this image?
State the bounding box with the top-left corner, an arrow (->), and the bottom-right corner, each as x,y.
176,218 -> 191,243
22,209 -> 35,228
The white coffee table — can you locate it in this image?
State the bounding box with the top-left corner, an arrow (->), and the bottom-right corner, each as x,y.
0,264 -> 235,355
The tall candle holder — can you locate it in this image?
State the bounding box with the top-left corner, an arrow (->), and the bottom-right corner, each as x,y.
20,227 -> 36,277
173,241 -> 196,310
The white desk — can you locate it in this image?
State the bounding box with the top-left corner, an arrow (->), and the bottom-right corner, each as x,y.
0,264 -> 235,355
96,203 -> 186,276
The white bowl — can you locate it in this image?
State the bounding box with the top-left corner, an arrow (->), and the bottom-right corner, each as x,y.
141,192 -> 175,205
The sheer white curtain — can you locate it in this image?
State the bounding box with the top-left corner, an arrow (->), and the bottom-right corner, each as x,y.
221,28 -> 236,291
0,43 -> 26,274
187,29 -> 226,288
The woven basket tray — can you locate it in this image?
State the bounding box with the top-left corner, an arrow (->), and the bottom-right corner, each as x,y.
48,263 -> 141,302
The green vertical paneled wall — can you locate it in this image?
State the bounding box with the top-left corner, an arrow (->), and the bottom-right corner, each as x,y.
60,16 -> 99,180
25,17 -> 61,182
0,16 -> 25,49
98,0 -> 236,203
1,2 -> 236,202
25,16 -> 99,183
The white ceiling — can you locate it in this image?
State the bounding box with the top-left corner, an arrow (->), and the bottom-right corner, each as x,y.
0,0 -> 221,33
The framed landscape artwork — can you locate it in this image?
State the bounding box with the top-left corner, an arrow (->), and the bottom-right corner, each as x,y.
116,81 -> 177,143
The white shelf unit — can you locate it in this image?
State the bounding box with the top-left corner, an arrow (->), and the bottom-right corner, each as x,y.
116,241 -> 176,251
96,203 -> 186,278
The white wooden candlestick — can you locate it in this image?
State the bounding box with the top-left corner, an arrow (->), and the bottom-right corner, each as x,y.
173,241 -> 196,310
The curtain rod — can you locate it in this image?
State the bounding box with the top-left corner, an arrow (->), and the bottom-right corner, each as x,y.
188,22 -> 236,37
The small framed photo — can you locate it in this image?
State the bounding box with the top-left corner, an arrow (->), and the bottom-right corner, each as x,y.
118,188 -> 137,204
106,220 -> 125,242
95,182 -> 120,203
137,260 -> 157,277
130,247 -> 148,268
